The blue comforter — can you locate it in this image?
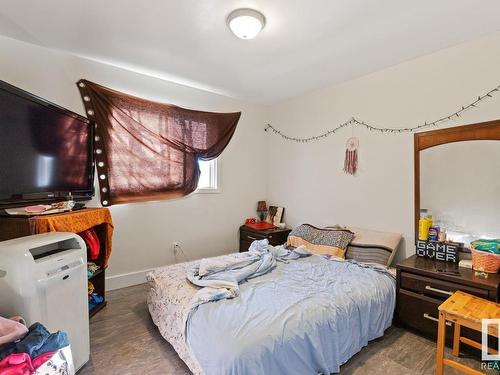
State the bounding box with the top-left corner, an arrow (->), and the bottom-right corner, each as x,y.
186,254 -> 395,375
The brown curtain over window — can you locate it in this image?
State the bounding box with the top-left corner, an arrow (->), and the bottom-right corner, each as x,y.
76,79 -> 240,206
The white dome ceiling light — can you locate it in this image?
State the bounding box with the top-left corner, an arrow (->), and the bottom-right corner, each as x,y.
227,8 -> 266,40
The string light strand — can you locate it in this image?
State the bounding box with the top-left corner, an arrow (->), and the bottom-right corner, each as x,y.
264,84 -> 500,143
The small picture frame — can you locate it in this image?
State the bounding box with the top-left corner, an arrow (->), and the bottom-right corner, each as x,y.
266,206 -> 284,226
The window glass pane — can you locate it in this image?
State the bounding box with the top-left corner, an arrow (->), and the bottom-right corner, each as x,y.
197,159 -> 217,190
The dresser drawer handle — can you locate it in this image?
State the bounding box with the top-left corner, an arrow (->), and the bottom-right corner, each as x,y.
268,235 -> 273,238
247,236 -> 258,240
423,313 -> 452,326
425,285 -> 453,296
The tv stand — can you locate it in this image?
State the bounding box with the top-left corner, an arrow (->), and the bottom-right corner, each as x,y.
0,208 -> 113,318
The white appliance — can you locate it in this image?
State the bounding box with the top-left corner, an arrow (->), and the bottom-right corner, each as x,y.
0,232 -> 89,371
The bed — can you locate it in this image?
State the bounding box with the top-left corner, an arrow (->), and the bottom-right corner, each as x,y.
147,232 -> 398,375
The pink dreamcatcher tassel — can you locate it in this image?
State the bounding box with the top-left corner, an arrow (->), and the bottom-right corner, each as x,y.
343,137 -> 359,175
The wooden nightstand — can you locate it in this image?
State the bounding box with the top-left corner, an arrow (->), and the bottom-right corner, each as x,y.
239,225 -> 291,252
396,254 -> 500,354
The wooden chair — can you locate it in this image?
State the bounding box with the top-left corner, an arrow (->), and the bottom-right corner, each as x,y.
436,291 -> 500,375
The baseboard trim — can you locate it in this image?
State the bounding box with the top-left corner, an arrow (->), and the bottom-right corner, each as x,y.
105,268 -> 155,291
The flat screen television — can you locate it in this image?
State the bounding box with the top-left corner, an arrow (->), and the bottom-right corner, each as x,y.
0,80 -> 94,207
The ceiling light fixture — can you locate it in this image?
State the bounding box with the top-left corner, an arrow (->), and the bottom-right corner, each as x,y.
227,8 -> 266,40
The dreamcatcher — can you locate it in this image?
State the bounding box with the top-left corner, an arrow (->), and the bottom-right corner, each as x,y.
343,137 -> 359,175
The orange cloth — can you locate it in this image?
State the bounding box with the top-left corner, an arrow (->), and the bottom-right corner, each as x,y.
29,208 -> 113,267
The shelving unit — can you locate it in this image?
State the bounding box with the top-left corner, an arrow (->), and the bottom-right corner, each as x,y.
87,222 -> 109,317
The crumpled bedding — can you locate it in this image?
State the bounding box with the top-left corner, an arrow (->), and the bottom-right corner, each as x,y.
185,240 -> 311,327
148,250 -> 395,375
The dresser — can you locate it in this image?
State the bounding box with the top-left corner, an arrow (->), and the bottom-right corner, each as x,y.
396,254 -> 500,350
406,121 -> 500,353
239,225 -> 291,252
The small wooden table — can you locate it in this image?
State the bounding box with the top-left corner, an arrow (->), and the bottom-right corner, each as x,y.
436,291 -> 500,375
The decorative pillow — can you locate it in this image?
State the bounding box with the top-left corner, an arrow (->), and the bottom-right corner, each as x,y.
325,225 -> 402,266
287,224 -> 354,258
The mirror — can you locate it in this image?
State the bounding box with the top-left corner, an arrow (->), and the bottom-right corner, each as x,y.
420,140 -> 500,245
414,120 -> 500,247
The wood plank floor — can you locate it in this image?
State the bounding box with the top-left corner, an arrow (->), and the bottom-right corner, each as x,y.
78,284 -> 487,375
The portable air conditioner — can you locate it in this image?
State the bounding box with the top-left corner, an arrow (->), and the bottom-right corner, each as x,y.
0,232 -> 90,371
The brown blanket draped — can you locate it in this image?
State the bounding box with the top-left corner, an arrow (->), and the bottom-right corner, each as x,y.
77,80 -> 241,205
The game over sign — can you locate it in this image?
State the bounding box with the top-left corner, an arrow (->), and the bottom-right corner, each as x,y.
416,240 -> 460,263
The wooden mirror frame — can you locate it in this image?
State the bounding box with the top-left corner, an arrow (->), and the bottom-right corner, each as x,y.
414,119 -> 500,238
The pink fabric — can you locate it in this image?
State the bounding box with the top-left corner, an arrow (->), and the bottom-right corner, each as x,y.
5,318 -> 25,326
0,317 -> 28,346
0,353 -> 33,375
0,350 -> 55,375
32,352 -> 55,370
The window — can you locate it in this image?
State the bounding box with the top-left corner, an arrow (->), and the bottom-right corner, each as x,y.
197,159 -> 218,192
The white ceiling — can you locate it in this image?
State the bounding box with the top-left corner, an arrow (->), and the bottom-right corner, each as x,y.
1,1 -> 500,103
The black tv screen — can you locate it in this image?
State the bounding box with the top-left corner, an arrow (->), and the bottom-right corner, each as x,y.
0,80 -> 94,206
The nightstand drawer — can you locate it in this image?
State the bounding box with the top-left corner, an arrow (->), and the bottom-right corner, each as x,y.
239,226 -> 291,252
240,232 -> 288,247
400,271 -> 489,301
241,232 -> 267,242
398,289 -> 454,340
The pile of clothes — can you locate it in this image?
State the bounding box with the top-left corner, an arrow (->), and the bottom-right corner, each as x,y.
87,281 -> 103,311
0,317 -> 69,375
86,262 -> 100,279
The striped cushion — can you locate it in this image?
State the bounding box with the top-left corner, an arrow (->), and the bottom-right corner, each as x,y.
287,224 -> 354,258
345,244 -> 395,266
325,225 -> 401,266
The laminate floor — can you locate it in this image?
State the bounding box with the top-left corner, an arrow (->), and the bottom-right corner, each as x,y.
79,284 -> 488,375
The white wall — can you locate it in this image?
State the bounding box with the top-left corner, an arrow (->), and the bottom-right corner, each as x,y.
0,35 -> 268,288
266,31 -> 500,263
